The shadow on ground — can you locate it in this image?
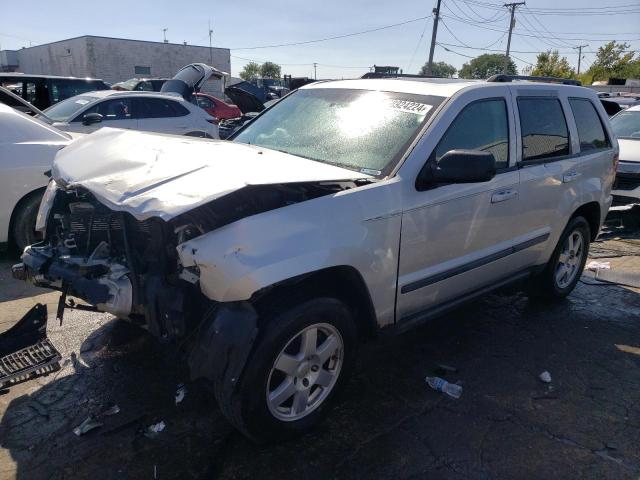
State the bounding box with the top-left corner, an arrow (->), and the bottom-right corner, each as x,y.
1,279 -> 639,479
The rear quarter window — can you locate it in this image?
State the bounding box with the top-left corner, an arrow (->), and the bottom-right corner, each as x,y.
569,98 -> 611,151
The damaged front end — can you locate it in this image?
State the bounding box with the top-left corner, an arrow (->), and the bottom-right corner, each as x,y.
10,176 -> 363,383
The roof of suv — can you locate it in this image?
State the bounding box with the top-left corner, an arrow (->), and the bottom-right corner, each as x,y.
301,78 -> 591,98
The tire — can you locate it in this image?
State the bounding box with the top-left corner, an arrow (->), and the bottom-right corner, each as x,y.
530,216 -> 590,300
215,297 -> 357,443
12,192 -> 44,253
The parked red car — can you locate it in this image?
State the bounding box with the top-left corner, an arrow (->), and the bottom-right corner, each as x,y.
195,93 -> 242,121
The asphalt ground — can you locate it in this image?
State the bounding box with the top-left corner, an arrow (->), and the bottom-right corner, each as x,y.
1,229 -> 639,479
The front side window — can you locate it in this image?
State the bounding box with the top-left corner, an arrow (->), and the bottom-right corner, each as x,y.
569,98 -> 610,151
234,88 -> 444,176
50,80 -> 104,103
82,98 -> 133,121
518,97 -> 570,162
432,98 -> 509,169
135,81 -> 154,91
197,96 -> 213,109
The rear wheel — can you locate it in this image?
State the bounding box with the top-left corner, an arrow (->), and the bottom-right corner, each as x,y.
214,297 -> 356,443
530,216 -> 590,300
12,192 -> 44,253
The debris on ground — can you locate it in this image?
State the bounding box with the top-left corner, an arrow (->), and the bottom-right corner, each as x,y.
73,415 -> 104,436
425,376 -> 463,399
175,383 -> 187,405
99,403 -> 121,417
539,371 -> 552,383
144,421 -> 166,438
586,260 -> 611,271
435,363 -> 458,374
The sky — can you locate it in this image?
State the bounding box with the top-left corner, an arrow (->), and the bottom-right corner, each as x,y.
0,0 -> 638,80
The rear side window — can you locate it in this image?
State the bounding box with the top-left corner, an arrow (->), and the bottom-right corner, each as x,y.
569,98 -> 611,151
137,98 -> 189,118
433,98 -> 509,169
518,98 -> 569,162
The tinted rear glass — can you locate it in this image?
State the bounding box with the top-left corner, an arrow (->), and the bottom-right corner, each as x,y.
50,80 -> 108,103
518,98 -> 569,161
569,98 -> 610,151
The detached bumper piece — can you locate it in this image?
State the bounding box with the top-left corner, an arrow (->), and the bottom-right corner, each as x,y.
0,304 -> 61,388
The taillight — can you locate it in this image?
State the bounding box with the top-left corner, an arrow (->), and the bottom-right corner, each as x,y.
207,117 -> 219,125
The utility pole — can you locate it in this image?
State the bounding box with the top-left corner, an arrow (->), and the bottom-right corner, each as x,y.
162,28 -> 168,43
503,2 -> 525,74
208,20 -> 214,65
574,44 -> 588,75
313,62 -> 318,80
426,0 -> 442,75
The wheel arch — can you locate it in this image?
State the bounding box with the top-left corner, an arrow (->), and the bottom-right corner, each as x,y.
571,201 -> 601,241
7,186 -> 46,249
250,265 -> 379,341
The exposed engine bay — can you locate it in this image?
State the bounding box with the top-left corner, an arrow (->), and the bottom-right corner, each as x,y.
14,179 -> 367,342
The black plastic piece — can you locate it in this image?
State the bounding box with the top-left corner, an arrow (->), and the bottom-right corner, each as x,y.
187,302 -> 258,388
0,304 -> 61,387
486,74 -> 581,86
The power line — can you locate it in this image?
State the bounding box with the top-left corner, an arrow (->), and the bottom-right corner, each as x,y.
456,0 -> 640,14
406,17 -> 432,73
439,14 -> 640,42
229,15 -> 429,50
437,43 -> 476,59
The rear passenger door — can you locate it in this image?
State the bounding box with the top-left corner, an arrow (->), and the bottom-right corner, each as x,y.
509,91 -> 580,270
135,97 -> 191,135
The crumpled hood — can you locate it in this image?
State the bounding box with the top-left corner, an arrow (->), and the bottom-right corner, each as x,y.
52,128 -> 370,220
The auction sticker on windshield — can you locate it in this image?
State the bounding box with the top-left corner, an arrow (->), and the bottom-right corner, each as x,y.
386,100 -> 432,115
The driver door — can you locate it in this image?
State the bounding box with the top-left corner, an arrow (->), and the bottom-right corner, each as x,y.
397,89 -> 524,323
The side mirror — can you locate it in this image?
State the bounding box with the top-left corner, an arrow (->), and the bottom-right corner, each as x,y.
417,149 -> 496,189
82,112 -> 103,126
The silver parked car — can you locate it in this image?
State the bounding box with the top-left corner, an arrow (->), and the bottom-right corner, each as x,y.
13,76 -> 616,442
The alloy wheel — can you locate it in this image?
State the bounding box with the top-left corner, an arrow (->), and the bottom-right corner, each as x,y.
555,229 -> 585,289
266,323 -> 344,422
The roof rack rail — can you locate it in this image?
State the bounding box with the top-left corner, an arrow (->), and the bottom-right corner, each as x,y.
360,72 -> 441,79
486,74 -> 581,86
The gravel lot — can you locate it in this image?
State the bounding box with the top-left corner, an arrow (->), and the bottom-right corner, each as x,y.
1,232 -> 639,480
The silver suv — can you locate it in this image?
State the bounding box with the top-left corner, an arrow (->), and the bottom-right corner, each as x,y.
14,76 -> 617,442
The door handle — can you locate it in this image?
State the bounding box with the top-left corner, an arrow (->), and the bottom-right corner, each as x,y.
563,171 -> 581,183
491,189 -> 519,203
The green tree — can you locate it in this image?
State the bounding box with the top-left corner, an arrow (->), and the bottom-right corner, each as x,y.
532,50 -> 575,78
260,61 -> 282,79
587,41 -> 639,81
420,61 -> 457,78
239,62 -> 261,81
458,54 -> 517,79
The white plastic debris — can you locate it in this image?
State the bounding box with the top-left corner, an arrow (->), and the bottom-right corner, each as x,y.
144,421 -> 166,438
73,415 -> 104,436
425,376 -> 463,399
539,371 -> 552,383
99,403 -> 121,417
175,383 -> 187,405
586,260 -> 611,271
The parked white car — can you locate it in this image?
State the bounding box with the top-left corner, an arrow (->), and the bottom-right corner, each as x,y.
14,76 -> 616,442
610,104 -> 640,203
0,103 -> 78,251
41,90 -> 218,138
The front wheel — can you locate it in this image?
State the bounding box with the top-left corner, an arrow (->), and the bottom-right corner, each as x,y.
530,216 -> 590,300
214,297 -> 356,443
